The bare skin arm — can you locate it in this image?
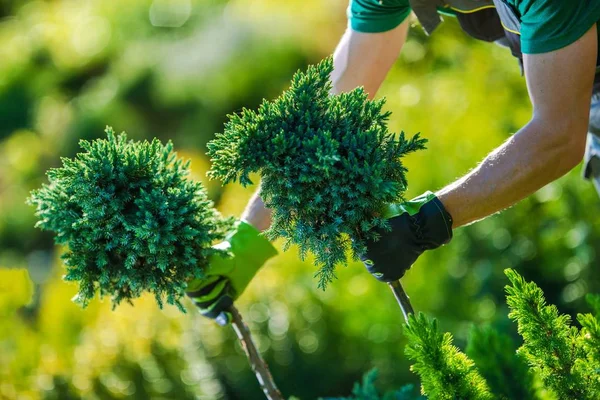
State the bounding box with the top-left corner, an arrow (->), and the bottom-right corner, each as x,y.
241,192 -> 272,232
437,25 -> 597,227
331,23 -> 409,97
243,23 -> 410,230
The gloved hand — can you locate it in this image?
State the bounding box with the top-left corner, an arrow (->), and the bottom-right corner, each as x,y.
186,220 -> 277,325
361,191 -> 453,282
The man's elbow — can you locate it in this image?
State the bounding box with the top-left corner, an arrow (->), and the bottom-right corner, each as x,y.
560,129 -> 586,171
535,115 -> 587,172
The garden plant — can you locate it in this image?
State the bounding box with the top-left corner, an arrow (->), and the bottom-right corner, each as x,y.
208,57 -> 426,318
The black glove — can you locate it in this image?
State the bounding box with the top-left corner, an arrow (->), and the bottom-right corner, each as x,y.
361,191 -> 453,282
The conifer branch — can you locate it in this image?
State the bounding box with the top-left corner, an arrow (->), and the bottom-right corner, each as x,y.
322,369 -> 423,400
577,313 -> 600,367
577,294 -> 600,370
505,268 -> 600,399
404,313 -> 493,400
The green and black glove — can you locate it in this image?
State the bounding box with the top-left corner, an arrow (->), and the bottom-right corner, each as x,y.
186,220 -> 277,325
362,192 -> 453,282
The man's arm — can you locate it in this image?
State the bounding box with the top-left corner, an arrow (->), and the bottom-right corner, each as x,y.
331,23 -> 409,99
437,24 -> 597,227
361,24 -> 598,283
244,23 -> 410,230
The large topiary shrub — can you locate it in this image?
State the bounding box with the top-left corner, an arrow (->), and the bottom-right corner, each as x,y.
207,57 -> 426,289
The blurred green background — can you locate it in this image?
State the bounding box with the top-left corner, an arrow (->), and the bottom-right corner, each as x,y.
1,0 -> 599,399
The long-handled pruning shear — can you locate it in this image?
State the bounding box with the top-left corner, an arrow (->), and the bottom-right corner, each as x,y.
388,280 -> 414,324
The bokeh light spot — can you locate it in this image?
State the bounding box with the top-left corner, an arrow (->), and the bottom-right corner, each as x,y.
149,0 -> 192,28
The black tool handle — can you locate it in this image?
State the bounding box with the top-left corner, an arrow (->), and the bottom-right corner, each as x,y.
388,280 -> 414,324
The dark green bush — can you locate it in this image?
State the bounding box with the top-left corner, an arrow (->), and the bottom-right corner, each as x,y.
466,325 -> 537,400
208,57 -> 425,288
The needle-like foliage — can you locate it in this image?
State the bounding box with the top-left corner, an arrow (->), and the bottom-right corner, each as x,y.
28,127 -> 232,311
577,294 -> 600,366
207,57 -> 426,289
466,325 -> 538,400
323,369 -> 424,400
331,273 -> 600,400
584,293 -> 600,317
404,313 -> 493,400
505,268 -> 600,399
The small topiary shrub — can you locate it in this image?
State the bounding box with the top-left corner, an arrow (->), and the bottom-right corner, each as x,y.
207,57 -> 426,289
28,127 -> 232,311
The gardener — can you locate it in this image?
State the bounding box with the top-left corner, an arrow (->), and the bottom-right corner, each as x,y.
188,0 -> 600,323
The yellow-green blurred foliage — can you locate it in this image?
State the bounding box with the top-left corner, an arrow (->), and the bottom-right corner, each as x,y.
1,0 -> 599,399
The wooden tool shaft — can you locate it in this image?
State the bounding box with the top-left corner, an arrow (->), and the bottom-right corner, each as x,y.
228,305 -> 284,400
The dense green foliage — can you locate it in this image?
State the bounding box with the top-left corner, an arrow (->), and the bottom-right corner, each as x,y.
506,269 -> 600,399
323,369 -> 423,400
330,269 -> 600,400
404,313 -> 493,399
466,325 -> 537,399
578,294 -> 600,366
28,128 -> 231,310
208,57 -> 426,288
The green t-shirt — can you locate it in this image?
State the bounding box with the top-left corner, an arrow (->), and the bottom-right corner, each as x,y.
505,0 -> 600,54
347,0 -> 412,34
348,0 -> 600,54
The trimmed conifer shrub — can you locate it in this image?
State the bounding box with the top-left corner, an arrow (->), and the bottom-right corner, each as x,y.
207,57 -> 426,289
28,127 -> 232,311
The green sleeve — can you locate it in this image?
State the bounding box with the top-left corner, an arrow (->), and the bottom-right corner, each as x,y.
347,0 -> 412,33
516,0 -> 600,54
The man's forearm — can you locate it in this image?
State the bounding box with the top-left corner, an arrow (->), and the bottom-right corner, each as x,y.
436,25 -> 596,228
436,118 -> 585,227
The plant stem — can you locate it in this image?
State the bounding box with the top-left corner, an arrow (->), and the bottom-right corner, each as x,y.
228,304 -> 284,400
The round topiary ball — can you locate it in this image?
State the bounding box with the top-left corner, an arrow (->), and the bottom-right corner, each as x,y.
29,127 -> 232,311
